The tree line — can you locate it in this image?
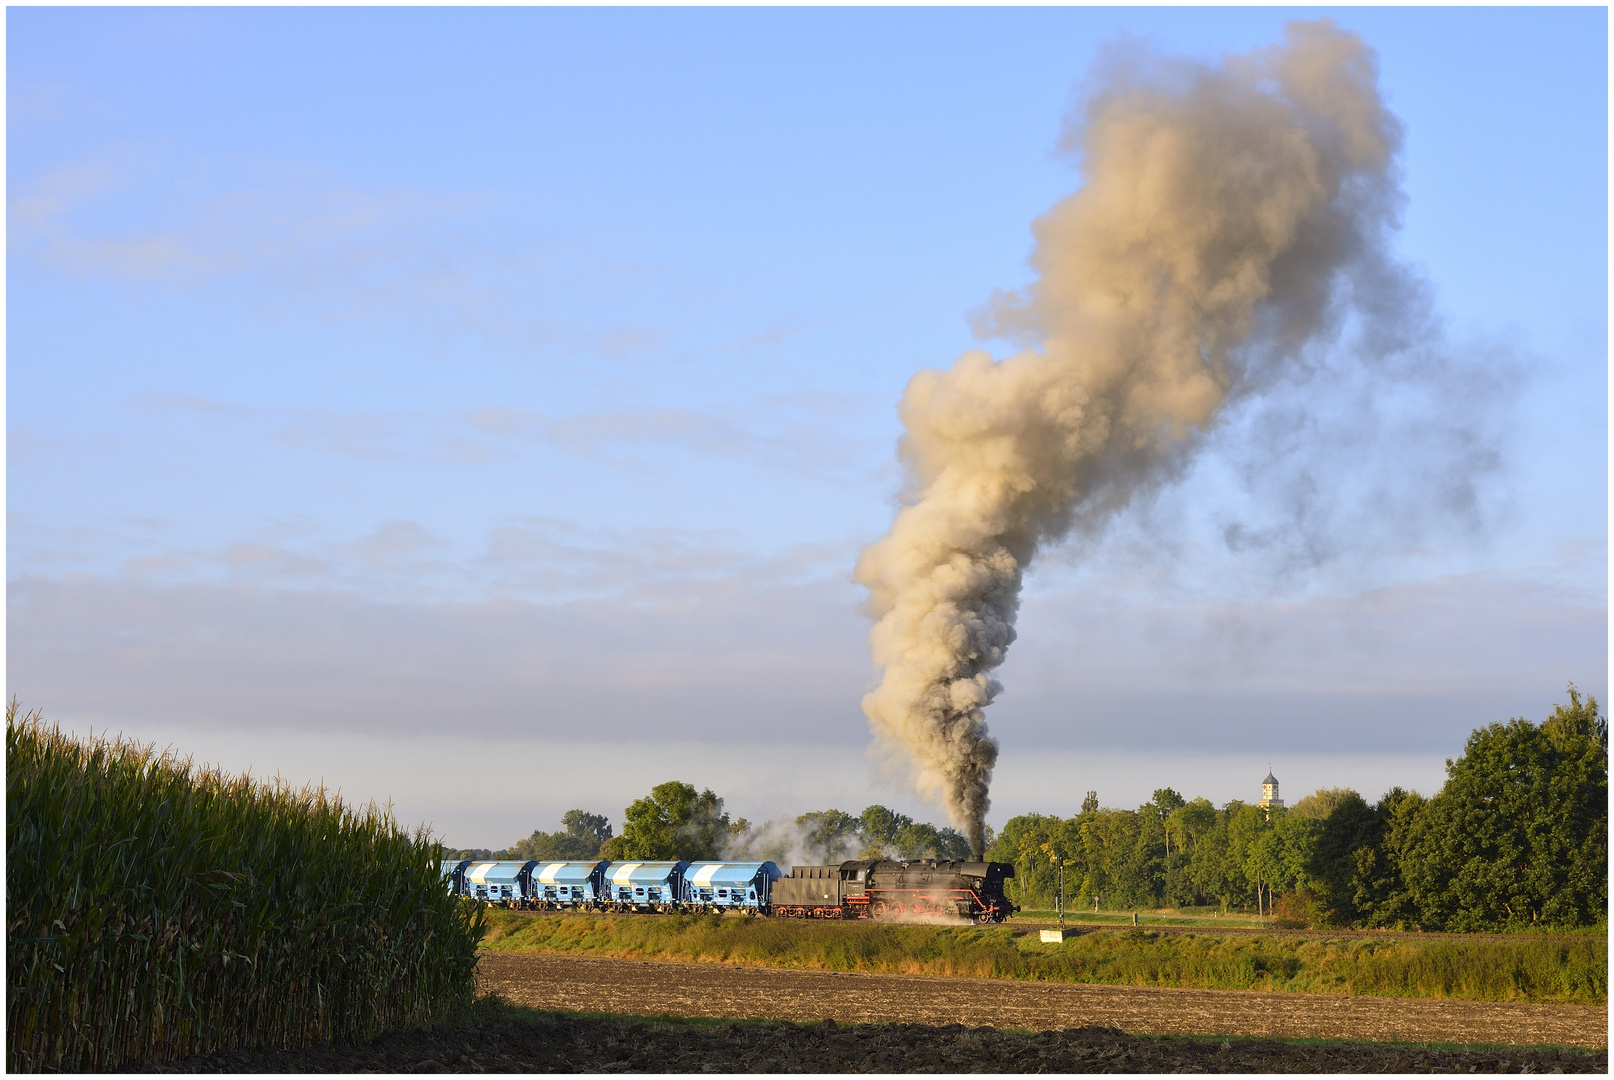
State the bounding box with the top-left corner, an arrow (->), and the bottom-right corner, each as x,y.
459,688 -> 1604,932
985,689 -> 1607,932
483,785 -> 975,866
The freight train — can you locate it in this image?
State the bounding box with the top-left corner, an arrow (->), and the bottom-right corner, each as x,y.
441,857 -> 1017,923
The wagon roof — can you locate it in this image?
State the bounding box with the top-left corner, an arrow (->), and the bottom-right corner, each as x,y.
603,861 -> 688,886
533,860 -> 605,885
685,861 -> 781,887
465,861 -> 533,886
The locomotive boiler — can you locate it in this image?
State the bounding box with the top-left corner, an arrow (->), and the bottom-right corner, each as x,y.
770,859 -> 1016,923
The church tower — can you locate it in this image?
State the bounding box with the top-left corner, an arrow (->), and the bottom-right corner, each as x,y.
1258,768 -> 1283,810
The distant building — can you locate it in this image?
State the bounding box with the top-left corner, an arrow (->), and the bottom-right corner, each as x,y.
1259,769 -> 1283,810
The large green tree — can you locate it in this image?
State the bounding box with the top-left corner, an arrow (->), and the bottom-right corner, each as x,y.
1404,687 -> 1607,930
796,809 -> 860,862
610,781 -> 732,861
1349,787 -> 1426,929
1301,790 -> 1379,926
856,805 -> 913,857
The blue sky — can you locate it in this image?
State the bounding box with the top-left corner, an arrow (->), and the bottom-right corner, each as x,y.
8,7 -> 1606,846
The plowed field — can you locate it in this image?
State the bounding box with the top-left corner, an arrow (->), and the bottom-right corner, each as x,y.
155,1013 -> 1605,1073
479,953 -> 1608,1048
147,954 -> 1609,1072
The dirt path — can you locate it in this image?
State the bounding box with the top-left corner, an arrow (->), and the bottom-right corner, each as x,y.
478,953 -> 1608,1049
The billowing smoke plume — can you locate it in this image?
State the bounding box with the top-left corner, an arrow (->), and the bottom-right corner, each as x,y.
857,21 -> 1406,857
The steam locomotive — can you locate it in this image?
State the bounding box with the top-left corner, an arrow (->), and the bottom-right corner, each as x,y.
442,857 -> 1017,923
772,860 -> 1017,922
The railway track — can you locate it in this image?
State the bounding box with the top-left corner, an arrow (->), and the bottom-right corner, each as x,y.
1010,919 -> 1607,944
495,906 -> 1601,946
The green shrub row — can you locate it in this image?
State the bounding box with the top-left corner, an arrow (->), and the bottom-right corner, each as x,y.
6,706 -> 485,1071
480,911 -> 1607,1005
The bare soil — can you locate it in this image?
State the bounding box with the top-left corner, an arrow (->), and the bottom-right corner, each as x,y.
143,955 -> 1609,1073
479,954 -> 1608,1049
151,1013 -> 1604,1073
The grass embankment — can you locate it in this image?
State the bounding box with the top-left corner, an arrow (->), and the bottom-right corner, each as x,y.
1017,909 -> 1611,935
7,706 -> 484,1072
1018,908 -> 1267,929
480,911 -> 1606,1006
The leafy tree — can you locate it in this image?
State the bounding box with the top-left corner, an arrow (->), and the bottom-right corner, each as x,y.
893,822 -> 940,859
796,809 -> 860,862
1173,798 -> 1224,907
857,805 -> 913,857
885,821 -> 972,860
1289,787 -> 1356,821
1149,788 -> 1186,820
1302,789 -> 1378,926
1080,808 -> 1151,908
1169,798 -> 1217,850
564,809 -> 613,847
513,809 -> 613,861
1081,791 -> 1099,814
613,781 -> 731,861
1223,802 -> 1271,912
935,826 -> 974,861
986,811 -> 1065,907
1351,787 -> 1426,929
1404,687 -> 1608,930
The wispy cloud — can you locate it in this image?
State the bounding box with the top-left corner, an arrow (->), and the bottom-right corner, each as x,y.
6,565 -> 1601,759
12,159 -> 478,286
5,563 -> 872,745
271,411 -> 403,462
6,156 -> 703,369
7,426 -> 60,467
993,566 -> 1606,754
133,392 -> 250,416
461,399 -> 885,479
76,505 -> 860,612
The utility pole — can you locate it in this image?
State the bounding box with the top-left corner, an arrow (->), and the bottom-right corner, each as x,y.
1050,853 -> 1065,930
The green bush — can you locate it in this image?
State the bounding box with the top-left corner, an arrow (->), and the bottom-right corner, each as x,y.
6,705 -> 484,1071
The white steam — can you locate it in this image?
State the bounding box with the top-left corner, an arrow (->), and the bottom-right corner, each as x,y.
857,21 -> 1409,856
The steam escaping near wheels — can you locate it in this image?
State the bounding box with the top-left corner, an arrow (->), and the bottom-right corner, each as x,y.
857,20 -> 1409,858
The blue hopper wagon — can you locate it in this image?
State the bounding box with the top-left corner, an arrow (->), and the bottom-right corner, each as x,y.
463,860 -> 536,905
681,861 -> 782,911
602,861 -> 687,912
529,860 -> 608,909
440,859 -> 470,896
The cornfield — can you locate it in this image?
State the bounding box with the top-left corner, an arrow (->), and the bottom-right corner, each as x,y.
6,704 -> 485,1071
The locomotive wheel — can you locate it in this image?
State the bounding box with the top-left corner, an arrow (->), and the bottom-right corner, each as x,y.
871,901 -> 888,919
